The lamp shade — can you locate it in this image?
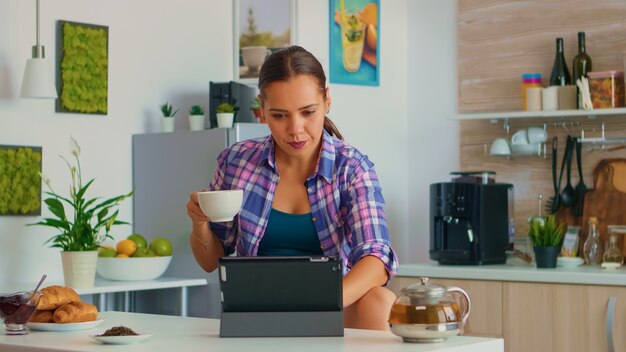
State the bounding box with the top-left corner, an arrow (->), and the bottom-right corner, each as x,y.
20,57 -> 57,99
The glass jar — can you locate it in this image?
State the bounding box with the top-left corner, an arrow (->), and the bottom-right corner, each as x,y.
603,226 -> 626,265
522,73 -> 542,111
583,217 -> 603,265
587,70 -> 625,108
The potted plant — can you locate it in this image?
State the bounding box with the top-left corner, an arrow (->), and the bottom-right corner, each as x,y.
528,215 -> 565,268
29,137 -> 133,288
188,105 -> 205,131
249,97 -> 263,122
216,102 -> 237,128
160,102 -> 178,132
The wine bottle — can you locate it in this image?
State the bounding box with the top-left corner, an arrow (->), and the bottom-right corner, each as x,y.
572,32 -> 592,108
549,37 -> 571,86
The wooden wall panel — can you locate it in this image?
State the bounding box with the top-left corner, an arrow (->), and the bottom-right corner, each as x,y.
458,0 -> 626,113
457,0 -> 626,253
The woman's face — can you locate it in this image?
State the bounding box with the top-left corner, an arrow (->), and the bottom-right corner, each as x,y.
260,75 -> 331,160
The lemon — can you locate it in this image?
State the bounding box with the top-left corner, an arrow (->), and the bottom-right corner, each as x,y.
116,239 -> 137,256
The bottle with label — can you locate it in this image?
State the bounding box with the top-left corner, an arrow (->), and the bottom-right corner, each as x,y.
549,37 -> 571,86
583,217 -> 603,265
572,32 -> 592,108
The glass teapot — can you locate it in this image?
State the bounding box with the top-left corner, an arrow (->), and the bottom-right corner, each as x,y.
389,277 -> 471,343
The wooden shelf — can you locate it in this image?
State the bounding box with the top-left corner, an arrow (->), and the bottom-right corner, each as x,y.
455,107 -> 626,120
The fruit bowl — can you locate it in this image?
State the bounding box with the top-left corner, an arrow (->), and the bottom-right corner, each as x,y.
96,256 -> 172,281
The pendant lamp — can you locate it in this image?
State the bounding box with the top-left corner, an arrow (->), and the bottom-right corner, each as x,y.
20,0 -> 57,99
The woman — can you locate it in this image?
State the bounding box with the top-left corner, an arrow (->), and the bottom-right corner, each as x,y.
187,46 -> 398,330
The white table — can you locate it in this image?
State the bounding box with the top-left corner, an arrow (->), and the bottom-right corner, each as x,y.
0,277 -> 207,317
0,311 -> 504,352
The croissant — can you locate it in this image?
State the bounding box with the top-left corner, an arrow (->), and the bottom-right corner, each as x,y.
29,309 -> 55,323
37,285 -> 80,311
53,301 -> 98,323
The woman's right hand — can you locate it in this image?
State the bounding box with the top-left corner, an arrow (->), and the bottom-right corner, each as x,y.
187,189 -> 210,225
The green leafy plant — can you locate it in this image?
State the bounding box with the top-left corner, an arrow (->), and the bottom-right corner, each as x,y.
160,102 -> 178,118
216,102 -> 237,113
28,137 -> 133,251
528,215 -> 565,247
189,105 -> 205,115
249,97 -> 260,110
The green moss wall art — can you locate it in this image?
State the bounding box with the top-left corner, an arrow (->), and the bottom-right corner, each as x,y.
56,20 -> 109,114
0,145 -> 42,216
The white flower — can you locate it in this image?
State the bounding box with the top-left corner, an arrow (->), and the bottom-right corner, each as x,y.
69,136 -> 81,157
39,172 -> 51,187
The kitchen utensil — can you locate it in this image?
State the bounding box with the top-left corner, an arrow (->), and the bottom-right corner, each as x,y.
388,277 -> 471,343
581,159 -> 626,256
545,137 -> 561,214
572,138 -> 587,216
560,136 -> 576,208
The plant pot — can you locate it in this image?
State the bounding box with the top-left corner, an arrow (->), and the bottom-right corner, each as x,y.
216,113 -> 234,128
61,251 -> 98,288
189,114 -> 205,131
533,246 -> 560,268
161,117 -> 175,132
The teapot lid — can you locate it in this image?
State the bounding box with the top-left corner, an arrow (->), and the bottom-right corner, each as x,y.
401,277 -> 446,297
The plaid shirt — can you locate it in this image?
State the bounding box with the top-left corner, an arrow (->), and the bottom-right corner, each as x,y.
208,129 -> 398,278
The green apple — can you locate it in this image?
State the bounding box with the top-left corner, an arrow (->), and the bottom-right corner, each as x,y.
149,237 -> 172,256
127,233 -> 148,250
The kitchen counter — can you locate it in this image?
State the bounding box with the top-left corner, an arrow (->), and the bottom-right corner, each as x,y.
0,311 -> 504,352
397,262 -> 626,286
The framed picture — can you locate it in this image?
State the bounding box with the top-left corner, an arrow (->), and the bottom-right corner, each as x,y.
56,20 -> 109,114
0,145 -> 42,216
329,0 -> 379,86
234,0 -> 297,83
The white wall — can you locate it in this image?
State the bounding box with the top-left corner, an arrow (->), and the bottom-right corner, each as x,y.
0,0 -> 421,285
405,1 -> 460,263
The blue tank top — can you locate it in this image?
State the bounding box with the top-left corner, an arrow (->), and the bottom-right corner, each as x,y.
257,208 -> 324,256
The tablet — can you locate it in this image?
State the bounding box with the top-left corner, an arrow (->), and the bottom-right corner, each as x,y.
218,256 -> 343,312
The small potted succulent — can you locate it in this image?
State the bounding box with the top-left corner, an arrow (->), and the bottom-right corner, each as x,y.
160,102 -> 178,132
188,104 -> 205,131
528,215 -> 565,268
215,102 -> 237,128
249,97 -> 262,122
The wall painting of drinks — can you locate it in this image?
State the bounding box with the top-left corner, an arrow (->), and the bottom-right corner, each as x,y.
329,0 -> 379,86
0,145 -> 42,216
235,0 -> 297,83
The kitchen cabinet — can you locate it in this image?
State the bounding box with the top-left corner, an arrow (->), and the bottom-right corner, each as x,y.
504,282 -> 626,352
392,273 -> 626,352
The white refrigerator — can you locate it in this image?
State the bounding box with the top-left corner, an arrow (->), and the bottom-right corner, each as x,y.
131,123 -> 270,318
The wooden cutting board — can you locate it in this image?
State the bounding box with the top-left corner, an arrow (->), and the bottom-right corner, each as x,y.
579,159 -> 626,256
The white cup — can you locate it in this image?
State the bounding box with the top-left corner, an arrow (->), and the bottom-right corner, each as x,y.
511,129 -> 529,145
525,87 -> 543,111
542,86 -> 559,111
241,46 -> 271,73
527,127 -> 547,143
197,190 -> 244,222
490,138 -> 511,156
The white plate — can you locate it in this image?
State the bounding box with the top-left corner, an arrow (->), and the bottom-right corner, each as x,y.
89,333 -> 152,345
27,318 -> 105,331
557,257 -> 584,268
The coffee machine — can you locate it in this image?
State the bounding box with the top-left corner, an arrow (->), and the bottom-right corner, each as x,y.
430,172 -> 514,265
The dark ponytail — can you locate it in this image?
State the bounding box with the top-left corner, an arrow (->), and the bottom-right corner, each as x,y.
258,46 -> 344,140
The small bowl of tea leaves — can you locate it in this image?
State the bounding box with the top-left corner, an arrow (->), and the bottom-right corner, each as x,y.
90,325 -> 152,345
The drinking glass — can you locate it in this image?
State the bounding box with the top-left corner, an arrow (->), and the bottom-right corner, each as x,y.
341,9 -> 366,73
